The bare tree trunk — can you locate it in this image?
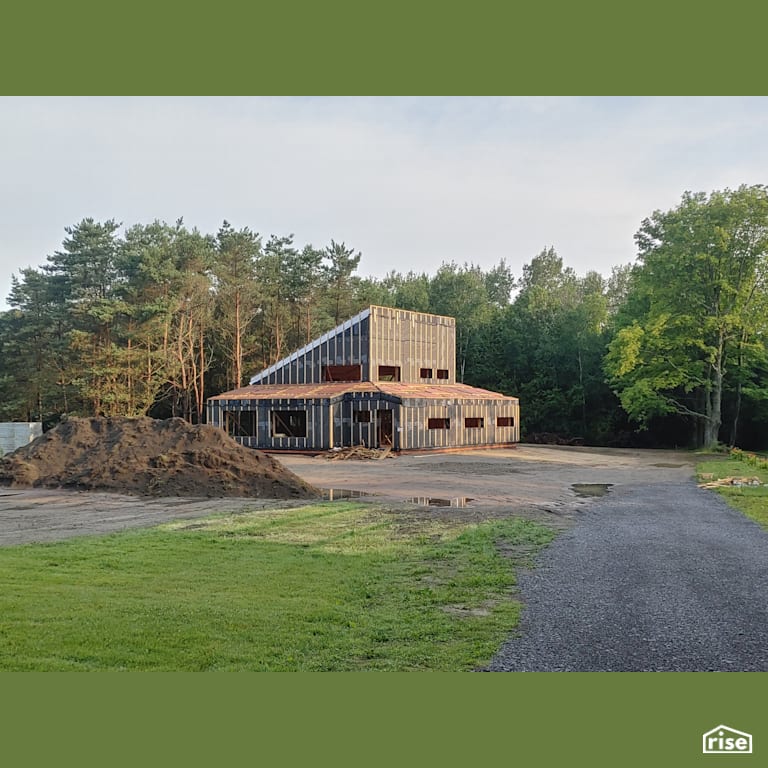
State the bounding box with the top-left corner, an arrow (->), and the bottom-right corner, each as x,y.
703,336 -> 725,449
197,321 -> 205,424
577,345 -> 587,433
234,291 -> 242,389
730,335 -> 746,447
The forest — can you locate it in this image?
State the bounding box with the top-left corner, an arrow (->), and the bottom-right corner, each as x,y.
2,184 -> 768,450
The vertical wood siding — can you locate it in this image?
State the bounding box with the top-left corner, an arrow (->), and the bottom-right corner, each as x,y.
210,394 -> 518,451
400,398 -> 519,449
369,306 -> 456,384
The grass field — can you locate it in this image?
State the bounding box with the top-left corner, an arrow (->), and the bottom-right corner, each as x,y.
697,456 -> 768,530
0,501 -> 555,671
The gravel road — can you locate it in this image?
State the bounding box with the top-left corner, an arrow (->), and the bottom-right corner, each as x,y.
486,481 -> 768,671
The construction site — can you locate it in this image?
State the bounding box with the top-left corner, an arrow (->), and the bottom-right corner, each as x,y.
207,305 -> 520,452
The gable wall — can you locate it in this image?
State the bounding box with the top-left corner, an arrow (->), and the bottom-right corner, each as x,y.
250,312 -> 370,385
369,306 -> 456,384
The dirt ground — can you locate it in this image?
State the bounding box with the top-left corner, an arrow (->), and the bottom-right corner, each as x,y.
0,445 -> 701,546
0,416 -> 318,499
280,445 -> 700,528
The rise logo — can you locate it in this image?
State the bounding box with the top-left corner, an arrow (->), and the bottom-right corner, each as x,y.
702,725 -> 752,754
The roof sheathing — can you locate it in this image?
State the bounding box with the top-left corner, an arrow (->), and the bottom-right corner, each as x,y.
210,381 -> 517,403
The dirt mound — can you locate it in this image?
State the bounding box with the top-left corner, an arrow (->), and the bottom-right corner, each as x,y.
0,417 -> 320,499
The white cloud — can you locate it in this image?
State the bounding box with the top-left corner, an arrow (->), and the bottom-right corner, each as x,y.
1,96 -> 767,307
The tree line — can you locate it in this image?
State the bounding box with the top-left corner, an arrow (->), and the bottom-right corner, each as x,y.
2,184 -> 768,450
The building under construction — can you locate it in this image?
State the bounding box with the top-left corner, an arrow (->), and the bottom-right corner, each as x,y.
207,305 -> 519,452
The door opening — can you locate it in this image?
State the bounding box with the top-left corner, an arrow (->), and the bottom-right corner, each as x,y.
377,410 -> 393,448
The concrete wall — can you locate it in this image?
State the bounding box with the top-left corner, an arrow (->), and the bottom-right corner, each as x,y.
0,422 -> 43,455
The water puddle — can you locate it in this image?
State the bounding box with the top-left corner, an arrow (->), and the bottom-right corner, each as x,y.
321,488 -> 474,507
571,483 -> 612,498
321,488 -> 376,500
405,496 -> 474,507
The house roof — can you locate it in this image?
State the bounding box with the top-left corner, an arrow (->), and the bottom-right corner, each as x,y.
249,307 -> 372,385
210,382 -> 378,401
247,305 -> 456,385
209,381 -> 517,403
377,382 -> 517,401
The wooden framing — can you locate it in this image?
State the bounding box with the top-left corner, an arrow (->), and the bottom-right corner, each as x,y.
207,306 -> 519,452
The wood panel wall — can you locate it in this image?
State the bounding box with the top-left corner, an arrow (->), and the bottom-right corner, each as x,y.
369,306 -> 456,384
399,398 -> 519,449
209,394 -> 519,451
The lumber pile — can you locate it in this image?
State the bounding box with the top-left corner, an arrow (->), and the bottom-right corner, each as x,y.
319,446 -> 393,461
524,432 -> 585,446
698,476 -> 763,489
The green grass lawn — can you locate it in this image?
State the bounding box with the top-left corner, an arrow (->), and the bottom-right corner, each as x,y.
696,456 -> 768,529
0,501 -> 555,671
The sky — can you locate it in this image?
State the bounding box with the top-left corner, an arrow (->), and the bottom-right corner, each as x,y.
1,95 -> 767,309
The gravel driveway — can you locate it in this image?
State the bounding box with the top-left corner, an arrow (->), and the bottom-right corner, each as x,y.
485,480 -> 768,671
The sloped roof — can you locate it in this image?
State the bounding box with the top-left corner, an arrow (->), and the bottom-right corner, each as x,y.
248,305 -> 457,385
209,382 -> 379,401
377,382 -> 517,401
209,381 -> 517,403
248,307 -> 371,385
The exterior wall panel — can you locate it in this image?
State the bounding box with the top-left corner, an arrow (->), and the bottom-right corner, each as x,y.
400,398 -> 519,450
250,311 -> 370,385
369,306 -> 455,384
210,305 -> 519,452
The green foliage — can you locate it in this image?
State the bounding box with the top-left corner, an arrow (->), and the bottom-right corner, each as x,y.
5,186 -> 768,450
697,456 -> 768,529
728,446 -> 768,471
606,185 -> 768,448
0,502 -> 555,671
485,248 -> 619,441
212,221 -> 262,390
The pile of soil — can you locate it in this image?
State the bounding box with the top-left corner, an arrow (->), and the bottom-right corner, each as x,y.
0,417 -> 320,499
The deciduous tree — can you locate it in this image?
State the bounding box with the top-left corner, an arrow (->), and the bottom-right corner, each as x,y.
605,185 -> 768,448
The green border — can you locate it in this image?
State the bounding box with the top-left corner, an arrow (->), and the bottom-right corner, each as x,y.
1,673 -> 764,766
3,6 -> 768,767
3,2 -> 768,95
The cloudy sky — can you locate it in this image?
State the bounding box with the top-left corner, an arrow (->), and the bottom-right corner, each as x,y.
1,96 -> 767,308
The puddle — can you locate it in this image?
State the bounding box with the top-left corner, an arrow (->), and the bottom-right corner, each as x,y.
405,496 -> 474,507
321,488 -> 376,500
571,483 -> 612,498
650,463 -> 685,468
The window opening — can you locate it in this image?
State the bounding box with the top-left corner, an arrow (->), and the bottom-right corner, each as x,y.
271,410 -> 307,438
226,411 -> 258,437
378,365 -> 401,382
324,364 -> 362,382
